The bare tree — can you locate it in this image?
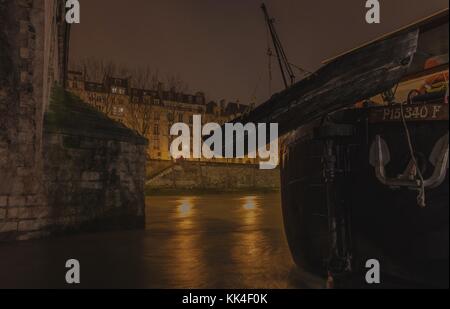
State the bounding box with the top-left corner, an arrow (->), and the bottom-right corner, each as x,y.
127,100 -> 153,136
76,58 -> 116,82
130,65 -> 159,90
126,66 -> 155,137
102,60 -> 125,116
71,59 -> 192,138
127,70 -> 190,137
166,73 -> 189,94
75,58 -> 131,115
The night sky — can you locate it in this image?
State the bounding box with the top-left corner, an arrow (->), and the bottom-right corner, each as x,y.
70,0 -> 448,104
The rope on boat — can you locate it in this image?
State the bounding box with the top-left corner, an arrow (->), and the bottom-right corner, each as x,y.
399,100 -> 427,208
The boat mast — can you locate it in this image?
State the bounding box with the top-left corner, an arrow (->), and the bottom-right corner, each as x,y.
261,3 -> 296,89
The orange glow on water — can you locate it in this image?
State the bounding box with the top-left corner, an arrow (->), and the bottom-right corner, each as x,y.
241,196 -> 258,210
179,203 -> 192,215
176,197 -> 195,218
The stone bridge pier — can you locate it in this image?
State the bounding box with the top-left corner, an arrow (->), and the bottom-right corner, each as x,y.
0,0 -> 147,241
0,0 -> 67,239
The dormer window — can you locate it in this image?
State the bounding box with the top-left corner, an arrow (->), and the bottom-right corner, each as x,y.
143,96 -> 152,104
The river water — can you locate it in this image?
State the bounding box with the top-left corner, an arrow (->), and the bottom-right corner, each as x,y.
0,193 -> 323,289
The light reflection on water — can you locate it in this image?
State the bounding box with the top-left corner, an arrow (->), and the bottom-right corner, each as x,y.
0,193 -> 324,289
176,197 -> 195,218
241,195 -> 258,210
232,195 -> 269,287
145,193 -> 311,289
171,196 -> 206,287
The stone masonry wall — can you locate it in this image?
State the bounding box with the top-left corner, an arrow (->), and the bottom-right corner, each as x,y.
42,88 -> 148,234
1,1 -> 147,240
38,84 -> 148,235
0,0 -> 50,240
146,159 -> 175,179
147,161 -> 280,192
44,133 -> 147,232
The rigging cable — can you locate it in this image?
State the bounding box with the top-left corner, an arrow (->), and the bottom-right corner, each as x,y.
266,23 -> 273,96
267,53 -> 313,77
397,83 -> 426,208
261,3 -> 295,89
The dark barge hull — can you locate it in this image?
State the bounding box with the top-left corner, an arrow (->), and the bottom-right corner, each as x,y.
228,9 -> 450,287
280,102 -> 449,288
233,8 -> 448,287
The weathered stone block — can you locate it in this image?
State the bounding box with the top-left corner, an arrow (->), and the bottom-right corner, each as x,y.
19,47 -> 29,59
10,181 -> 25,195
7,208 -> 20,219
17,0 -> 33,9
19,20 -> 29,33
81,171 -> 100,182
45,133 -> 61,145
20,71 -> 30,83
8,196 -> 26,207
0,222 -> 18,233
0,208 -> 6,219
80,182 -> 103,190
17,167 -> 32,177
0,196 -> 7,207
18,219 -> 48,232
26,195 -> 42,206
19,206 -> 50,219
57,169 -> 73,181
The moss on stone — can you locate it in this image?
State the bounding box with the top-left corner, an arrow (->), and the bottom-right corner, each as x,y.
45,86 -> 147,145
